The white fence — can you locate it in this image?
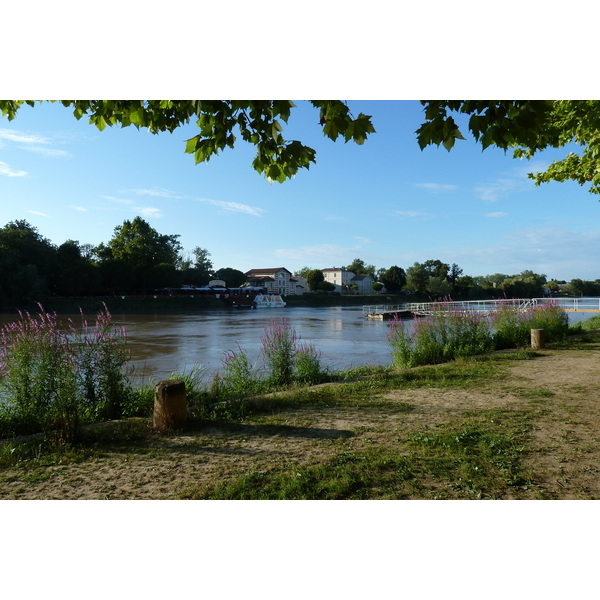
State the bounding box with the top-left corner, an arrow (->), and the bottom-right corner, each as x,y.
363,297 -> 600,318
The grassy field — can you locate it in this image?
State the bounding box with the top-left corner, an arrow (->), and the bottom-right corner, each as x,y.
1,328 -> 599,500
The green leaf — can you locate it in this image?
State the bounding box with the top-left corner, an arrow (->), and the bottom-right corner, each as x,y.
185,136 -> 199,154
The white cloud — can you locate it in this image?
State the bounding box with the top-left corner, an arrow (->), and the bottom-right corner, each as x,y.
274,243 -> 354,265
414,183 -> 458,193
27,210 -> 50,217
325,215 -> 347,222
136,207 -> 163,218
354,236 -> 374,245
0,161 -> 27,177
395,210 -> 428,218
0,128 -> 70,158
445,227 -> 600,280
473,163 -> 544,202
0,129 -> 50,145
101,195 -> 135,205
485,211 -> 508,218
70,206 -> 87,212
18,145 -> 71,158
128,187 -> 180,198
197,198 -> 265,217
474,178 -> 523,202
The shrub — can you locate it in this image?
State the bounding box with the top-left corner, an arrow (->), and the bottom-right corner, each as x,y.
492,302 -> 569,348
294,342 -> 324,384
388,303 -> 494,369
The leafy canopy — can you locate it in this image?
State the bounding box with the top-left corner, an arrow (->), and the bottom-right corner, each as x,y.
3,100 -> 600,194
417,100 -> 600,195
0,100 -> 375,184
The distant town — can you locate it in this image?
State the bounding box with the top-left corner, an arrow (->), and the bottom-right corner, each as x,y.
1,217 -> 598,310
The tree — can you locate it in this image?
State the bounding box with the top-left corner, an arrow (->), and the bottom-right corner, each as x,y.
0,100 -> 375,184
417,100 -> 600,196
0,220 -> 58,305
422,259 -> 450,281
100,217 -> 182,271
405,262 -> 429,294
55,240 -> 101,296
6,100 -> 600,193
343,258 -> 376,278
213,268 -> 246,288
317,281 -> 336,292
380,265 -> 406,293
95,217 -> 182,294
294,266 -> 312,279
306,269 -> 325,291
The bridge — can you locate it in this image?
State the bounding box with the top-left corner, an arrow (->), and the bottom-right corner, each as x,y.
362,297 -> 600,320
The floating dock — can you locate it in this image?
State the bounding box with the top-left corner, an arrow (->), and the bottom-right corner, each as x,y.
363,297 -> 600,320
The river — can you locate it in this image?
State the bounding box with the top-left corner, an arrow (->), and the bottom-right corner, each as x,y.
115,306 -> 392,381
0,304 -> 597,385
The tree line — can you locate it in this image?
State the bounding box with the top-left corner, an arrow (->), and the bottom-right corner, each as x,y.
295,258 -> 600,299
0,217 -> 245,309
1,218 -> 598,310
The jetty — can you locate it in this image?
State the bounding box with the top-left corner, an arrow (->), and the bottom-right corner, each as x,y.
362,297 -> 600,320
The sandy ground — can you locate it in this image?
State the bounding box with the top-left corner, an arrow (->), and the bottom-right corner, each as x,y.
1,345 -> 598,499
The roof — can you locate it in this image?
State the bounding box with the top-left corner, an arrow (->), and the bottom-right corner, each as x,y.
351,274 -> 372,281
322,268 -> 353,273
245,267 -> 292,276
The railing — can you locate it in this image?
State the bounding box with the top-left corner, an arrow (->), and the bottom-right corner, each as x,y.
363,297 -> 600,317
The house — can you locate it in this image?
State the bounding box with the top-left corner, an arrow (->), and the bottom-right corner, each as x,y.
322,268 -> 378,294
291,275 -> 307,295
350,274 -> 375,295
322,268 -> 356,293
244,267 -> 304,295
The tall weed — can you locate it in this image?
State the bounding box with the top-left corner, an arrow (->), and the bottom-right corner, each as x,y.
260,319 -> 325,387
388,303 -> 494,369
0,304 -> 133,441
492,302 -> 568,348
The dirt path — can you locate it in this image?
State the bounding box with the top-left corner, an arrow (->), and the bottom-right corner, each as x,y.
1,346 -> 599,499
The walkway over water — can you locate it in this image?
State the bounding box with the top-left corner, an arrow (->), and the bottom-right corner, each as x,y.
363,297 -> 600,320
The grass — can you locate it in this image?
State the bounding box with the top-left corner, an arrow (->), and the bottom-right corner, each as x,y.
2,332 -> 599,499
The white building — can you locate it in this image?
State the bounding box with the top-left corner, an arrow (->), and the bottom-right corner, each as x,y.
321,268 -> 379,294
350,274 -> 375,294
244,267 -> 304,295
322,268 -> 355,293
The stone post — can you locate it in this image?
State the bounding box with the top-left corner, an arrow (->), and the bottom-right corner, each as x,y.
153,379 -> 187,431
531,329 -> 546,350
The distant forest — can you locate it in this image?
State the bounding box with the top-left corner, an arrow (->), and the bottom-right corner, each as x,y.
1,218 -> 599,310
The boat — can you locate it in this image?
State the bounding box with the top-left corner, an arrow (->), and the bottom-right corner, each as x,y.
252,294 -> 286,308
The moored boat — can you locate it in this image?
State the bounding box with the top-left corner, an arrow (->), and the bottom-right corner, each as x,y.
252,294 -> 286,308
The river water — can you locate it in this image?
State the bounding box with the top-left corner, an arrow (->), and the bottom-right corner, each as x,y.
0,304 -> 597,385
114,306 -> 392,381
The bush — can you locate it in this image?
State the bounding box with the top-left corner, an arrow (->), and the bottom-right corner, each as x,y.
388,302 -> 570,369
294,342 -> 324,384
492,302 -> 569,349
388,303 -> 494,369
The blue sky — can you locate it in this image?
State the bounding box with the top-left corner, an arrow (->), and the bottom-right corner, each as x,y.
1,100 -> 598,281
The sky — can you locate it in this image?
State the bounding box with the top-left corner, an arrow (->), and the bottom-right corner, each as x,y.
1,99 -> 599,282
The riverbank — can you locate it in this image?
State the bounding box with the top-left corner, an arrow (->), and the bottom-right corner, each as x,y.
2,331 -> 599,499
10,293 -> 414,315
